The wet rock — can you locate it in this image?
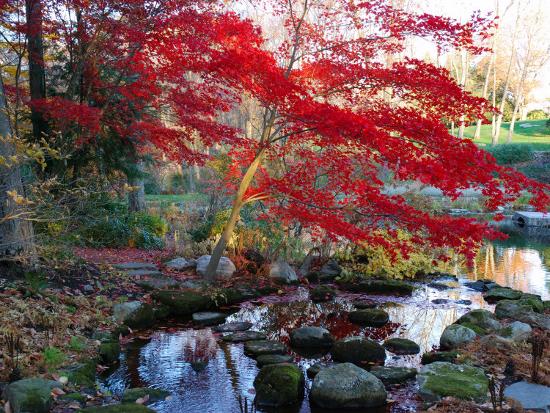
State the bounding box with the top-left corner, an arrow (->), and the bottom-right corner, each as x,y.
310,363 -> 387,409
498,321 -> 532,342
503,381 -> 550,412
165,257 -> 195,270
310,285 -> 336,302
484,287 -> 523,303
269,260 -> 298,284
99,341 -> 121,364
352,299 -> 378,309
290,326 -> 334,348
370,366 -> 417,385
331,336 -> 385,365
306,362 -> 334,379
455,309 -> 502,334
152,290 -> 213,316
431,298 -> 449,305
418,362 -> 488,403
428,282 -> 453,290
212,321 -> 253,333
196,255 -> 236,278
113,301 -> 155,329
244,340 -> 286,357
318,259 -> 342,281
383,338 -> 420,355
122,388 -> 170,404
2,378 -> 61,413
440,324 -> 477,349
254,363 -> 304,408
343,279 -> 415,296
135,275 -> 180,291
464,280 -> 497,292
256,354 -> 294,367
455,299 -> 472,305
82,406 -> 155,413
222,331 -> 267,342
421,351 -> 459,365
518,294 -> 544,313
348,308 -> 389,327
192,311 -> 227,326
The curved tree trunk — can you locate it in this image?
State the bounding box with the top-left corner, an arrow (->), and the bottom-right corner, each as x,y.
0,78 -> 34,258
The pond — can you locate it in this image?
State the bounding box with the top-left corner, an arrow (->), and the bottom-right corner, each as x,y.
102,221 -> 550,413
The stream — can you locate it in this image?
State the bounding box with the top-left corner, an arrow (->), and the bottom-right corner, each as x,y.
102,221 -> 550,413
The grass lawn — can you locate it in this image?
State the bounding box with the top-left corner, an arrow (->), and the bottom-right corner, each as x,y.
461,118 -> 550,150
145,193 -> 208,204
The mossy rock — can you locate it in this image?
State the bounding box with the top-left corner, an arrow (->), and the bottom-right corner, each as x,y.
125,304 -> 156,329
111,325 -> 131,338
348,309 -> 389,327
153,305 -> 171,320
518,295 -> 544,313
370,366 -> 417,385
2,378 -> 61,413
421,351 -> 459,365
418,362 -> 488,403
60,393 -> 87,403
60,360 -> 97,387
455,309 -> 502,333
152,290 -> 213,315
82,405 -> 155,413
494,300 -> 534,319
342,279 -> 415,296
543,300 -> 550,310
99,341 -> 120,364
254,363 -> 305,407
383,338 -> 420,355
122,388 -> 170,404
331,336 -> 385,365
484,287 -> 523,303
440,324 -> 476,349
310,286 -> 336,302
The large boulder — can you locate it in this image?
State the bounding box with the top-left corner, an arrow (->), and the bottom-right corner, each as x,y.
99,341 -> 121,364
348,309 -> 389,327
331,336 -> 385,365
196,255 -> 236,278
2,378 -> 61,413
503,381 -> 550,413
152,290 -> 212,316
290,327 -> 334,348
454,309 -> 502,334
113,301 -> 155,329
383,338 -> 420,355
269,260 -> 298,284
310,363 -> 387,409
370,366 -> 417,385
498,321 -> 532,342
165,257 -> 195,270
418,362 -> 489,403
495,300 -> 550,329
318,259 -> 342,281
253,363 -> 304,408
484,287 -> 523,303
440,324 -> 477,349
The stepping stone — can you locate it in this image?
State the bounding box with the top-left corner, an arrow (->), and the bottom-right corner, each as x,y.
370,366 -> 417,385
256,354 -> 293,367
290,326 -> 334,348
244,340 -> 286,357
113,262 -> 158,270
212,322 -> 253,333
383,338 -> 420,355
431,299 -> 449,305
135,275 -> 179,290
348,309 -> 389,327
352,299 -> 378,309
455,299 -> 472,305
504,381 -> 550,412
192,312 -> 227,326
222,331 -> 267,342
165,257 -> 195,270
126,269 -> 163,277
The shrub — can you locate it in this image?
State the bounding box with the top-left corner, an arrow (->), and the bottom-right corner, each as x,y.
486,144 -> 534,165
43,347 -> 66,370
526,110 -> 547,120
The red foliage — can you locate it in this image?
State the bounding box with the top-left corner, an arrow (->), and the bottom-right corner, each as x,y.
2,0 -> 548,261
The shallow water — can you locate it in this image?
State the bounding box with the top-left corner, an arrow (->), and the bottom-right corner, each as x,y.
104,221 -> 550,413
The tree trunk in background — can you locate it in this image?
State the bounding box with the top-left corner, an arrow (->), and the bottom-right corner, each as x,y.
0,78 -> 34,257
128,161 -> 146,212
507,94 -> 523,143
474,53 -> 494,139
25,0 -> 48,141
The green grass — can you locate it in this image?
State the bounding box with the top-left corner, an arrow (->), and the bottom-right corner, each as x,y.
145,193 -> 208,204
461,119 -> 550,150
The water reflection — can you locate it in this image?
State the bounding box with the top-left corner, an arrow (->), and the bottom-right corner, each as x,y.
462,220 -> 550,299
